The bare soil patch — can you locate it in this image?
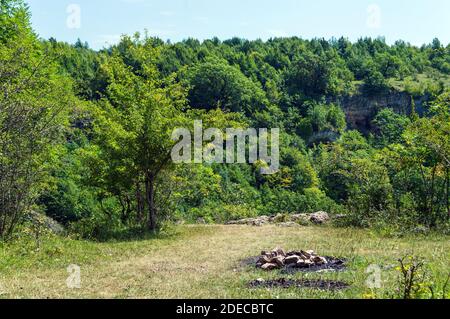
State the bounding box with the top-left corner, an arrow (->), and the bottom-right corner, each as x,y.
240,255 -> 346,273
282,256 -> 347,273
248,278 -> 350,291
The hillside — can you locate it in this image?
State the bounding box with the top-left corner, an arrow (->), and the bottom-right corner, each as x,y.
1,0 -> 450,302
35,35 -> 450,236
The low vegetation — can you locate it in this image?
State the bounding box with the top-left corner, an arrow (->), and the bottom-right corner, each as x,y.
0,0 -> 449,300
0,225 -> 449,299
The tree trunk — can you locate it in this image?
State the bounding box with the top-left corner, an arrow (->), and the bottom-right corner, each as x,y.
118,195 -> 127,224
136,182 -> 144,224
447,167 -> 450,220
145,173 -> 157,231
429,166 -> 436,227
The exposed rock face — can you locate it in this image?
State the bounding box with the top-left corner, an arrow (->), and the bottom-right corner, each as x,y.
196,218 -> 207,224
26,211 -> 66,235
227,217 -> 269,226
330,91 -> 428,133
290,214 -> 310,224
226,211 -> 334,226
309,211 -> 330,224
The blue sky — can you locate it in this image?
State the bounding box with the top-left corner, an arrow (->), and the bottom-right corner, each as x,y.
27,0 -> 450,50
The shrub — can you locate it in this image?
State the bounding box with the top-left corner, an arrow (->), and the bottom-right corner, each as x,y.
187,203 -> 258,224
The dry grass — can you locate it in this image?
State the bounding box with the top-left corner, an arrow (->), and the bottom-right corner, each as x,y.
0,225 -> 449,299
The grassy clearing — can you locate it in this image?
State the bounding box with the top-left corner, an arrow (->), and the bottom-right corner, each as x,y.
0,225 -> 449,299
388,73 -> 450,94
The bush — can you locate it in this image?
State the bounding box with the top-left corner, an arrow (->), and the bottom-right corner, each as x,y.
363,68 -> 389,95
187,203 -> 258,224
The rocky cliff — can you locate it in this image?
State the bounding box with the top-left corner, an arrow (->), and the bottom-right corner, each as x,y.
331,91 -> 429,133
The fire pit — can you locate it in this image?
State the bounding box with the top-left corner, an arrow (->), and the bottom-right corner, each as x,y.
255,248 -> 346,272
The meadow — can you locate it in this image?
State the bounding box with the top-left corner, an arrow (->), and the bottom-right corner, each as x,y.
1,225 -> 448,299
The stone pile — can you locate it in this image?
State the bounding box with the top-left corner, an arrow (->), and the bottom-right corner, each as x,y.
226,211 -> 331,227
26,210 -> 66,235
256,248 -> 329,271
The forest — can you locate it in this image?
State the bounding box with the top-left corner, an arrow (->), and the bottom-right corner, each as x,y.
1,0 -> 450,243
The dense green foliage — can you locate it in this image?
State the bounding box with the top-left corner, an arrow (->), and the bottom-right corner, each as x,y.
1,1 -> 449,240
0,0 -> 75,238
